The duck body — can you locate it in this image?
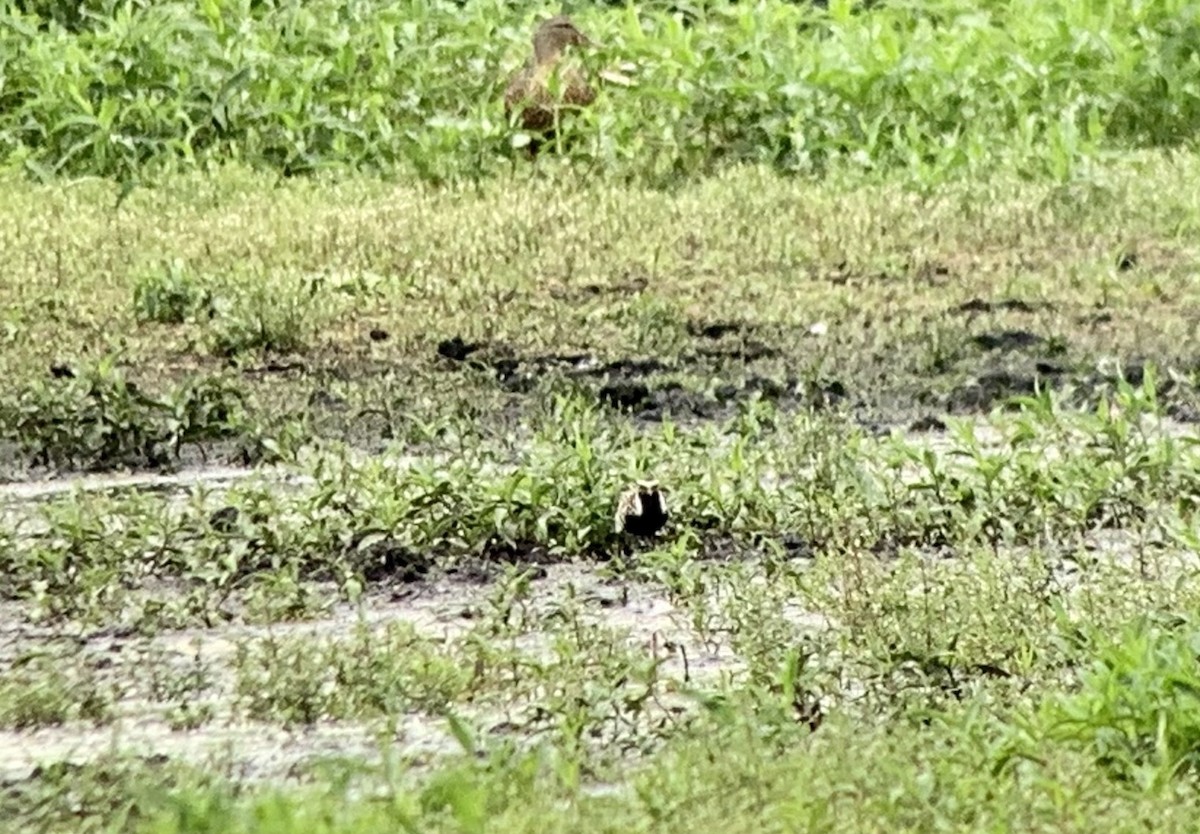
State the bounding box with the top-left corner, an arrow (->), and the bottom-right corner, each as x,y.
503,15 -> 597,152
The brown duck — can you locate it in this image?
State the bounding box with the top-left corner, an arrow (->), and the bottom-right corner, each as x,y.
504,15 -> 598,153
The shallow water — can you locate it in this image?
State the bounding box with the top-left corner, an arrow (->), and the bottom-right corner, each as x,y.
0,562 -> 772,782
0,464 -> 256,503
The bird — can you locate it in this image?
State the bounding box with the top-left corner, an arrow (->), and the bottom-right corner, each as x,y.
503,15 -> 599,155
614,479 -> 670,548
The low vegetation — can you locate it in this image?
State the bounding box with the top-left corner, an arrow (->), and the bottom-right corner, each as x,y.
3,0 -> 1200,832
0,358 -> 248,470
3,0 -> 1200,184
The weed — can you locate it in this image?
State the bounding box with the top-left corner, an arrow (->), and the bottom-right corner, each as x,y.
1041,613 -> 1200,789
0,356 -> 248,470
0,649 -> 114,729
6,18 -> 1200,828
5,1 -> 1200,184
206,275 -> 333,358
132,259 -> 214,325
233,622 -> 472,725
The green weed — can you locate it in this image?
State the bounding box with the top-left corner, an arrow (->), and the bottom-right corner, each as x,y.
0,355 -> 248,470
132,259 -> 215,325
1041,613 -> 1200,789
0,649 -> 114,729
5,0 -> 1200,184
234,622 -> 472,725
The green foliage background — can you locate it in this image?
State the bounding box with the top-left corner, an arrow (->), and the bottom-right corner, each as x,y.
3,0 -> 1200,184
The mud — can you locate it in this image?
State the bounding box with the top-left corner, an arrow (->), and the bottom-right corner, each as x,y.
5,288 -> 1197,485
416,302 -> 1198,441
0,563 -> 769,783
0,465 -> 255,503
2,414 -> 1198,789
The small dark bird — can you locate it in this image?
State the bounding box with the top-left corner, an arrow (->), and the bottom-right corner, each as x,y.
504,15 -> 598,155
615,479 -> 670,542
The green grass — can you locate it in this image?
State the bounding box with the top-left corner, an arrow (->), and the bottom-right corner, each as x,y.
16,626 -> 1200,833
0,648 -> 115,729
233,621 -> 474,724
3,0 -> 1200,184
3,152 -> 1200,827
2,152 -> 1199,479
6,372 -> 1196,625
5,365 -> 1200,830
7,1 -> 1200,831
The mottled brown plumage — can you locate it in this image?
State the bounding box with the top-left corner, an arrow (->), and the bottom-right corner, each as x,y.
504,16 -> 597,151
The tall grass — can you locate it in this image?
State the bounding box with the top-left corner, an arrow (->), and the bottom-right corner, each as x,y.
2,0 -> 1199,185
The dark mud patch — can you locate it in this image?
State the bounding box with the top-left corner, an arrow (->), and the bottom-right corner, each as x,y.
350,535 -> 433,584
23,312 -> 1187,489
239,359 -> 308,377
599,381 -> 654,412
683,319 -> 782,363
698,533 -> 815,562
935,354 -> 1200,418
944,370 -> 1040,412
1078,361 -> 1200,420
600,381 -> 724,420
579,357 -> 672,379
908,415 -> 948,432
428,335 -> 799,421
972,329 -> 1046,352
419,326 -> 858,423
308,388 -> 348,411
1168,403 -> 1200,423
955,298 -> 1043,316
1034,361 -> 1067,377
424,317 -> 830,424
686,320 -> 745,340
595,375 -> 846,421
442,537 -> 558,584
436,336 -> 483,362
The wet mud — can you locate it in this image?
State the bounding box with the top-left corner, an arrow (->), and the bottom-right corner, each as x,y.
424,298 -> 1197,434
2,292 -> 1197,490
0,563 -> 767,783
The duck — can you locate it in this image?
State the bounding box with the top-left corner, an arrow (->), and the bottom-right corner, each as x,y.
503,15 -> 599,154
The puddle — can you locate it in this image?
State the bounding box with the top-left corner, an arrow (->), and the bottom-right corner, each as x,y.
0,562 -> 792,783
0,465 -> 257,503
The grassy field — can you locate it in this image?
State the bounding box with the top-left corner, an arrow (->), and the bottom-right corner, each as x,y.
4,0 -> 1200,183
4,0 -> 1200,832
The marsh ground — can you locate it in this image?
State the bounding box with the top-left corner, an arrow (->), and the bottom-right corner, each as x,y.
3,155 -> 1199,476
6,0 -> 1200,827
4,150 -> 1200,832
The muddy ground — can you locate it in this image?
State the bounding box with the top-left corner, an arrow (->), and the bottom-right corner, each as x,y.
4,289 -> 1196,485
2,403 -> 1196,789
0,561 -> 765,784
2,278 -> 1199,803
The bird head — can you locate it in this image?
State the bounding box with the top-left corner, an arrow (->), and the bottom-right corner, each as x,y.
532,15 -> 597,63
